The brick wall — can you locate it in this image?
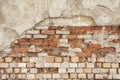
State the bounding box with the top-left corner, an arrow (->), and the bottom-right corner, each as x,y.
0,26 -> 120,79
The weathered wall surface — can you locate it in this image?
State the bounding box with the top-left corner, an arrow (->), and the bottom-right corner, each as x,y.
0,26 -> 120,79
0,0 -> 120,52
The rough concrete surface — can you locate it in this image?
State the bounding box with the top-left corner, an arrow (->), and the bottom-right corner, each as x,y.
0,0 -> 120,52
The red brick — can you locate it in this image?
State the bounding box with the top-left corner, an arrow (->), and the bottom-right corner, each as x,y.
22,57 -> 29,62
70,74 -> 77,78
82,48 -> 97,53
81,26 -> 94,31
79,57 -> 86,62
44,39 -> 53,43
78,31 -> 86,34
89,43 -> 101,48
98,47 -> 115,53
56,26 -> 64,30
75,26 -> 94,31
13,47 -> 28,53
29,39 -> 43,43
71,57 -> 79,62
7,52 -> 19,57
74,27 -> 81,30
17,39 -> 29,43
67,35 -> 77,39
57,47 -> 68,52
49,26 -> 56,29
77,52 -> 91,57
69,39 -> 83,48
95,63 -> 102,67
113,39 -> 120,43
94,26 -> 102,30
71,30 -> 79,34
107,26 -> 120,34
26,53 -> 37,57
14,57 -> 22,62
66,26 -> 74,30
44,39 -> 59,43
41,30 -> 55,34
84,68 -> 92,73
52,68 -> 59,73
71,30 -> 86,34
49,35 -> 61,39
105,26 -> 114,31
5,57 -> 13,62
27,63 -> 35,67
55,57 -> 63,62
14,68 -> 20,73
47,50 -> 61,56
12,52 -> 36,57
49,43 -> 58,48
45,57 -> 55,62
39,43 -> 49,47
44,48 -> 52,53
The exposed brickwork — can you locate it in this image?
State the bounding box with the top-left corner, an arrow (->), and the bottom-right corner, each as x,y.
0,26 -> 120,79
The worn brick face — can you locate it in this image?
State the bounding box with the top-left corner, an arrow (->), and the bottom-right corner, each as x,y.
0,63 -> 8,68
69,39 -> 83,48
5,57 -> 13,62
29,39 -> 43,43
82,48 -> 97,53
88,43 -> 101,48
14,68 -> 20,73
77,52 -> 91,57
71,57 -> 79,62
13,47 -> 28,53
98,47 -> 116,53
22,57 -> 29,62
113,39 -> 120,43
1,26 -> 120,79
55,57 -> 63,62
67,34 -> 77,39
17,39 -> 29,43
45,57 -> 55,62
41,30 -> 55,34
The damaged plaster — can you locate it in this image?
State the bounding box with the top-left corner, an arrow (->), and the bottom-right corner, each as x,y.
0,0 -> 120,52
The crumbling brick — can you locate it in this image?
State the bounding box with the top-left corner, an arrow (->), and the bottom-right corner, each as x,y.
0,26 -> 120,79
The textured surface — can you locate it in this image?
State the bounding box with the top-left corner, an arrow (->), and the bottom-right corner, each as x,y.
0,26 -> 120,79
0,0 -> 120,52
